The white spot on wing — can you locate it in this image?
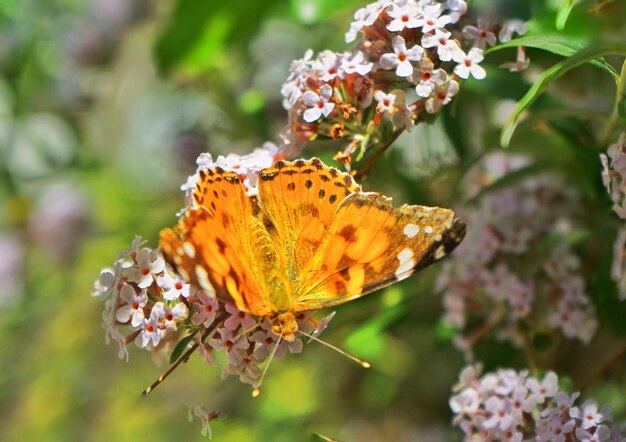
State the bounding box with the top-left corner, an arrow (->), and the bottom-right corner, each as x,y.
195,265 -> 216,297
403,223 -> 420,238
395,247 -> 415,279
435,245 -> 446,260
424,226 -> 433,235
183,242 -> 196,258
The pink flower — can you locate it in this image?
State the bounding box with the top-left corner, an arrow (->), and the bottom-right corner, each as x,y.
192,293 -> 220,327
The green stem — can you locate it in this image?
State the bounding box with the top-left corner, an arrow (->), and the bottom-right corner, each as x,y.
601,57 -> 626,146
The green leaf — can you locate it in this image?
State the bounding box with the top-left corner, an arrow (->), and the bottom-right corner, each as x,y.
487,35 -> 619,80
500,44 -> 626,147
555,0 -> 577,30
169,331 -> 197,364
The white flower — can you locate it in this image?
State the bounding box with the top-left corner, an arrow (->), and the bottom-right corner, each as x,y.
575,425 -> 611,442
446,0 -> 467,23
374,90 -> 396,114
421,29 -> 460,61
386,2 -> 422,32
570,400 -> 610,430
122,248 -> 166,289
152,301 -> 189,331
425,78 -> 459,113
157,272 -> 190,300
417,4 -> 450,33
302,85 -> 335,122
413,57 -> 446,97
92,267 -> 117,299
482,397 -> 515,431
314,50 -> 342,82
501,46 -> 530,72
380,36 -> 423,78
524,372 -> 558,410
345,1 -> 389,42
463,17 -> 497,49
453,47 -> 486,80
135,313 -> 164,348
339,51 -> 373,77
499,19 -> 527,43
115,284 -> 148,327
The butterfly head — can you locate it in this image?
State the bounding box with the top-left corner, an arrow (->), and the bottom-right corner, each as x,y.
270,311 -> 298,342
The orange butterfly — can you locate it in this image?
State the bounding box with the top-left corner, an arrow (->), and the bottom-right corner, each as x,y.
160,158 -> 465,341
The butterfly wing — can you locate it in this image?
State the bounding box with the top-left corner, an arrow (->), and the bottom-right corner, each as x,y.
159,168 -> 274,316
256,159 -> 361,303
295,192 -> 466,311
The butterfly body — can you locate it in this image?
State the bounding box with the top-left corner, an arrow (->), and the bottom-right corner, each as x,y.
160,158 -> 465,341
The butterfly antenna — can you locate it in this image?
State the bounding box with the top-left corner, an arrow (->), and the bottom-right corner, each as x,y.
251,332 -> 283,398
297,330 -> 371,368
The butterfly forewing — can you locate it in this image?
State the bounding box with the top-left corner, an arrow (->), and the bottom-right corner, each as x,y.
159,168 -> 274,316
296,192 -> 466,311
257,158 -> 361,287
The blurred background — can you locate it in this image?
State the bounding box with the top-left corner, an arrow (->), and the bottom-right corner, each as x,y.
0,0 -> 625,441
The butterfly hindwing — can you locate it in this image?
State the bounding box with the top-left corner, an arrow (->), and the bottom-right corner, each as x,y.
160,168 -> 274,316
296,192 -> 466,310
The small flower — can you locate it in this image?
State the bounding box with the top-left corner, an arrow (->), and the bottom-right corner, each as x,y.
115,284 -> 148,327
463,17 -> 497,49
192,293 -> 220,327
453,47 -> 486,80
417,4 -> 451,33
209,328 -> 250,366
135,313 -> 164,348
339,51 -> 373,77
425,78 -> 459,113
422,29 -> 460,62
446,0 -> 467,23
313,50 -> 342,82
156,272 -> 190,301
575,425 -> 611,442
380,36 -> 423,78
413,57 -> 447,97
122,248 -> 166,289
92,267 -> 117,299
386,2 -> 422,32
482,396 -> 515,431
152,301 -> 189,331
499,19 -> 527,43
374,90 -> 396,114
570,400 -> 610,430
501,46 -> 530,72
302,85 -> 335,122
224,303 -> 257,331
524,372 -> 558,410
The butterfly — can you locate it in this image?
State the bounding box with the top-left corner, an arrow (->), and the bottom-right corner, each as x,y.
160,158 -> 465,341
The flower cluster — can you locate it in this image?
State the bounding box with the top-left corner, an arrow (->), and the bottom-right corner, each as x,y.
181,142 -> 287,201
281,0 -> 525,163
437,152 -> 597,348
450,366 -> 625,441
601,133 -> 626,219
93,233 -> 333,391
600,134 -> 626,299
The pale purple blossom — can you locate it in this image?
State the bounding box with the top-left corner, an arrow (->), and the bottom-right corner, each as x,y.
192,292 -> 220,327
122,247 -> 165,288
302,84 -> 335,122
463,17 -> 497,49
499,19 -> 527,43
339,51 -> 373,77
